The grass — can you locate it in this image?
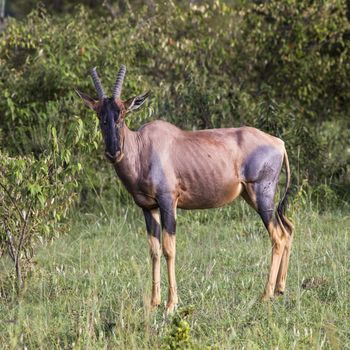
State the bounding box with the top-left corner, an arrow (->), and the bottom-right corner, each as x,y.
0,201 -> 349,349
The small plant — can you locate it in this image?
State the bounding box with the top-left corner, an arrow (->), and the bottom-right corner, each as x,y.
162,307 -> 194,350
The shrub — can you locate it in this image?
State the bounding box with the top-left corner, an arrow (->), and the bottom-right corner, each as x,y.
0,1 -> 349,205
0,145 -> 79,288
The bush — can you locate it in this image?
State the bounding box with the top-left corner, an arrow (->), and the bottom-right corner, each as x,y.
0,145 -> 79,288
0,1 -> 349,205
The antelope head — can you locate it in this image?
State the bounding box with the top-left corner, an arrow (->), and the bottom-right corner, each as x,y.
76,65 -> 150,162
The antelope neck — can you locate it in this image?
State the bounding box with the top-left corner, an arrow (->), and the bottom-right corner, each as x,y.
113,125 -> 142,191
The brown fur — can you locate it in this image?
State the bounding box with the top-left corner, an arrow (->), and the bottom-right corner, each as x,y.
113,121 -> 283,210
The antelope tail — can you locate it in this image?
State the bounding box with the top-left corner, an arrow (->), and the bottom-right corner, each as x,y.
276,149 -> 294,235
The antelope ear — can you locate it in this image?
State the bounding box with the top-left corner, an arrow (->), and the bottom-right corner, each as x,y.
75,89 -> 98,110
124,91 -> 150,114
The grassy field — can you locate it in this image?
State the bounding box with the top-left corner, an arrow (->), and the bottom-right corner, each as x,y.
0,201 -> 349,349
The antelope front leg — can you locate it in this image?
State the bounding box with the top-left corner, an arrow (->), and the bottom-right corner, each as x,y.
143,209 -> 161,308
160,201 -> 178,314
163,230 -> 178,314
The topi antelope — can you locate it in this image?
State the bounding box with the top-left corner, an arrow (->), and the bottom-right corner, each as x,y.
76,65 -> 294,314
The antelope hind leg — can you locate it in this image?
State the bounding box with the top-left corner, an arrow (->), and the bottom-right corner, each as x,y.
274,222 -> 294,295
262,220 -> 287,300
241,159 -> 288,300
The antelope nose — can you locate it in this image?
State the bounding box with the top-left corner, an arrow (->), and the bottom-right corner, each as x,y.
105,151 -> 117,161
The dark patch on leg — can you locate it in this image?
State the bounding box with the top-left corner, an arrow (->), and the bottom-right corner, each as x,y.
258,207 -> 274,229
143,209 -> 161,241
255,181 -> 277,228
160,207 -> 176,234
157,195 -> 177,234
243,146 -> 283,183
242,145 -> 284,229
244,180 -> 277,229
256,179 -> 279,221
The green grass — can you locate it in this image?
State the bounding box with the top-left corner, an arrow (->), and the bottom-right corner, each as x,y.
0,202 -> 349,349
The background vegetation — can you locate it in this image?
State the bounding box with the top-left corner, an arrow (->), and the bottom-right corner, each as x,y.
1,0 -> 349,202
0,0 -> 349,348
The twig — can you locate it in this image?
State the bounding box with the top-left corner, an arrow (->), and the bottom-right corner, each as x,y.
15,201 -> 33,289
2,222 -> 16,262
16,202 -> 33,262
0,182 -> 25,223
0,0 -> 5,21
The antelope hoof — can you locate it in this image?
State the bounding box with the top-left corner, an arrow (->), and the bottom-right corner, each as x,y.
260,292 -> 274,302
165,303 -> 178,316
274,283 -> 285,296
274,288 -> 285,296
151,299 -> 161,308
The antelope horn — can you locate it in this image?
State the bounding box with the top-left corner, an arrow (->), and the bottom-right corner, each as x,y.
112,64 -> 126,98
90,67 -> 105,100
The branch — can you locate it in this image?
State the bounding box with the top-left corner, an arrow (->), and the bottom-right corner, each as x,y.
0,182 -> 25,223
0,0 -> 5,21
15,201 -> 33,267
2,222 -> 16,263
